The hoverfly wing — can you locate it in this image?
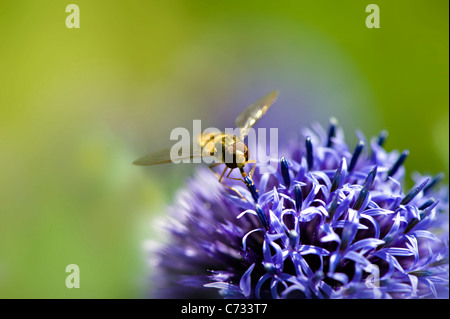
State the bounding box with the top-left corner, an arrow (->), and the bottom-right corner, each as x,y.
133,145 -> 205,166
234,90 -> 278,140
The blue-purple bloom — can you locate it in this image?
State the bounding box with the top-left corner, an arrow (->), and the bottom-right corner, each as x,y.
151,119 -> 449,299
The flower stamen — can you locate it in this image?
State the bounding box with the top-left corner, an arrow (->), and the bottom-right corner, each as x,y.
377,130 -> 388,147
244,176 -> 259,202
305,136 -> 314,170
387,149 -> 409,180
280,157 -> 290,188
255,204 -> 270,230
294,184 -> 302,212
348,140 -> 365,172
326,117 -> 338,148
354,166 -> 377,211
400,178 -> 430,206
423,173 -> 444,195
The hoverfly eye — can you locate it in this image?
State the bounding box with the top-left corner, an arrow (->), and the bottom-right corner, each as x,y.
223,145 -> 236,165
233,142 -> 248,164
236,142 -> 248,157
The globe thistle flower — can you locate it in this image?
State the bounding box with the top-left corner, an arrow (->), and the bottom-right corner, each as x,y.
150,119 -> 449,299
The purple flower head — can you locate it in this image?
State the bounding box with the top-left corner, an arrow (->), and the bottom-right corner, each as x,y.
150,119 -> 449,299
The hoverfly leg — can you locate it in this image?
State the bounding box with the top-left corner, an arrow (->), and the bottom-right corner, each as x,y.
209,163 -> 233,185
246,160 -> 257,179
209,164 -> 249,201
208,162 -> 222,170
225,169 -> 245,184
208,163 -> 224,180
218,167 -> 228,183
222,183 -> 247,201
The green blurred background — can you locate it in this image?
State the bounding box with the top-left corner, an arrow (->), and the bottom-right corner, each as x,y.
0,1 -> 448,298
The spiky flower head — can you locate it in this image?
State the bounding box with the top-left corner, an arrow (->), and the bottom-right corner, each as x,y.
150,119 -> 449,299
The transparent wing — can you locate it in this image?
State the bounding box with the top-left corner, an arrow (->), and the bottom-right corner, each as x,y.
234,90 -> 278,140
133,145 -> 207,166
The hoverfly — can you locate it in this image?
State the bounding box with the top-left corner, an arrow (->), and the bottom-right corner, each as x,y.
133,90 -> 278,190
